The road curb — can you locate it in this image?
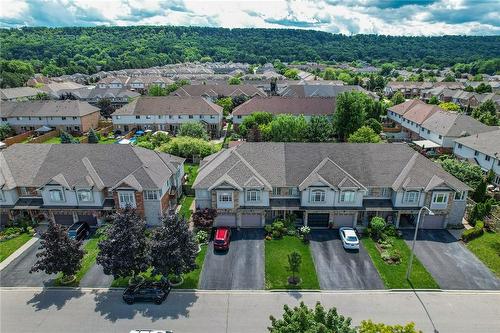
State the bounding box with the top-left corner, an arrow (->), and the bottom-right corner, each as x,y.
0,235 -> 39,271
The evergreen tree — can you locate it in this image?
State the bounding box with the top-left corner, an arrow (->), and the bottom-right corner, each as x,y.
150,214 -> 198,280
60,130 -> 76,144
30,221 -> 84,279
87,128 -> 99,143
96,207 -> 150,281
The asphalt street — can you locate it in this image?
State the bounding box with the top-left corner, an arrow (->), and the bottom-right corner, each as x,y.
1,288 -> 499,333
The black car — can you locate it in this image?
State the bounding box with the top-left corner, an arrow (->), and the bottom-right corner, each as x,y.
67,222 -> 90,241
123,281 -> 172,305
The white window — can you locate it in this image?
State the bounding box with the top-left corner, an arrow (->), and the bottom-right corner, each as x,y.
454,191 -> 466,201
340,191 -> 356,203
146,115 -> 152,120
218,192 -> 232,202
311,189 -> 326,202
432,192 -> 449,204
246,190 -> 260,202
403,191 -> 420,204
381,187 -> 390,197
119,192 -> 136,208
272,188 -> 280,196
77,189 -> 93,202
288,187 -> 299,197
143,190 -> 159,200
20,187 -> 28,196
49,189 -> 64,202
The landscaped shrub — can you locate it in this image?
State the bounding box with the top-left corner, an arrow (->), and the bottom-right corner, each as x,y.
370,217 -> 386,240
192,208 -> 217,230
264,224 -> 273,235
469,199 -> 494,226
462,221 -> 485,242
272,230 -> 282,239
195,230 -> 209,244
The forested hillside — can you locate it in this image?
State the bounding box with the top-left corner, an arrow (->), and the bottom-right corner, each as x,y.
1,26 -> 499,87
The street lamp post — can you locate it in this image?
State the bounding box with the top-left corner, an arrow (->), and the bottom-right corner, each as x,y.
406,206 -> 434,280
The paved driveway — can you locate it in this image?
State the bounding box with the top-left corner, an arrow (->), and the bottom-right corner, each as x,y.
310,230 -> 384,290
0,239 -> 57,287
402,230 -> 500,290
200,229 -> 264,290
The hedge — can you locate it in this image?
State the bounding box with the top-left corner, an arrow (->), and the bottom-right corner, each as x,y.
462,221 -> 484,242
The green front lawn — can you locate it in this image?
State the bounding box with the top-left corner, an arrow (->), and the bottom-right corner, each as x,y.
466,232 -> 500,278
98,137 -> 116,144
362,236 -> 439,289
183,163 -> 199,186
42,136 -> 62,144
111,244 -> 207,289
179,196 -> 194,220
0,233 -> 32,263
55,232 -> 103,286
265,236 -> 320,290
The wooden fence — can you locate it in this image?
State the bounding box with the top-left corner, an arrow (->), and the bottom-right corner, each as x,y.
30,130 -> 60,143
3,131 -> 33,146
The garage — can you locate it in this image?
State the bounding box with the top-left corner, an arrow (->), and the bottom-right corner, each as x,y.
214,214 -> 237,227
77,214 -> 98,227
420,215 -> 445,229
53,214 -> 74,225
307,213 -> 329,228
333,214 -> 355,228
241,214 -> 262,228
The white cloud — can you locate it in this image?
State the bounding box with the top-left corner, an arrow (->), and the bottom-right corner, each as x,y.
0,0 -> 498,36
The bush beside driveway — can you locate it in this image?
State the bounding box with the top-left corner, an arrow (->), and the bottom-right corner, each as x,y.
265,236 -> 319,290
310,230 -> 384,290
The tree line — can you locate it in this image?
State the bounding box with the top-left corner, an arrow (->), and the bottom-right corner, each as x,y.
1,26 -> 499,87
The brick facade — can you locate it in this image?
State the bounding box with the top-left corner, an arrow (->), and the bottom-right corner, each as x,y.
80,112 -> 100,132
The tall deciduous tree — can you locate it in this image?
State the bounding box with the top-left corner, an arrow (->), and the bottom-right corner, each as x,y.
269,302 -> 355,333
97,207 -> 150,281
30,221 -> 84,279
96,98 -> 114,118
306,116 -> 334,142
150,214 -> 198,280
334,92 -> 366,141
148,84 -> 167,96
269,114 -> 307,142
391,91 -> 405,105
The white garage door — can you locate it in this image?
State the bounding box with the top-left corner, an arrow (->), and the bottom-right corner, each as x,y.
214,214 -> 237,227
241,214 -> 262,228
420,215 -> 445,229
333,215 -> 355,228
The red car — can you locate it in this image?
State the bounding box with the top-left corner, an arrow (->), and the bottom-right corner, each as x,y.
214,227 -> 231,251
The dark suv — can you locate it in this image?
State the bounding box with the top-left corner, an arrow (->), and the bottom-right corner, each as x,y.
123,281 -> 172,305
67,222 -> 90,241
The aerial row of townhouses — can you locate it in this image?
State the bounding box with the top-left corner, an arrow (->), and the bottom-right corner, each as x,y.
0,76 -> 498,228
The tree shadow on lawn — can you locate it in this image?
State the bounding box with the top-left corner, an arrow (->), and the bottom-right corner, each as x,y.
27,288 -> 85,311
93,290 -> 199,322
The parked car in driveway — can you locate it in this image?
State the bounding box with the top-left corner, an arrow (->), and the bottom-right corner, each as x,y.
123,281 -> 172,305
213,227 -> 231,251
339,227 -> 360,250
67,221 -> 90,241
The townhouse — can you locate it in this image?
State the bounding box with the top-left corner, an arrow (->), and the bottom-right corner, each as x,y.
232,96 -> 336,129
111,96 -> 224,138
0,87 -> 45,101
170,84 -> 266,100
454,129 -> 500,186
193,142 -> 469,229
0,100 -> 100,133
421,87 -> 500,110
0,144 -> 184,226
279,84 -> 377,99
97,76 -> 174,91
387,100 -> 495,150
385,81 -> 464,98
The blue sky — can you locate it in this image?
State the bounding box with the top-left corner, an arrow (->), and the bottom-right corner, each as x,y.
1,0 -> 499,36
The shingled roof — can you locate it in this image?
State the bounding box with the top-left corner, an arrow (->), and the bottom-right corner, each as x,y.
0,100 -> 100,118
232,96 -> 336,116
0,144 -> 184,191
454,129 -> 500,157
171,84 -> 266,97
193,143 -> 469,192
421,111 -> 495,137
111,96 -> 223,116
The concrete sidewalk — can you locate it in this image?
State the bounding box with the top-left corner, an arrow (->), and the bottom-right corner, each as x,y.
1,288 -> 499,333
0,235 -> 39,271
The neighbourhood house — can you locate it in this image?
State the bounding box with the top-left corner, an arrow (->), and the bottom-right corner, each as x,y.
0,100 -> 100,133
97,76 -> 174,90
56,87 -> 141,107
193,143 -> 469,229
232,96 -> 336,129
170,84 -> 266,100
387,100 -> 495,149
0,87 -> 45,101
278,84 -> 376,99
421,87 -> 500,110
453,129 -> 500,186
0,144 -> 184,226
385,81 -> 464,98
111,96 -> 223,138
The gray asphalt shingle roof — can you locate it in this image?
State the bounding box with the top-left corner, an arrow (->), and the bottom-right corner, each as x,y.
0,144 -> 184,190
455,129 -> 500,157
0,100 -> 100,118
193,143 -> 469,192
421,111 -> 495,137
111,96 -> 223,116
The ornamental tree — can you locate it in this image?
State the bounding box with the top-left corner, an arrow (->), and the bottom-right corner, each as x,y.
359,320 -> 421,333
268,114 -> 308,142
306,116 -> 334,142
178,122 -> 209,140
87,128 -> 99,143
150,214 -> 198,279
348,126 -> 381,143
192,208 -> 217,230
96,207 -> 150,280
30,220 -> 84,278
287,251 -> 301,285
268,302 -> 355,333
391,91 -> 405,105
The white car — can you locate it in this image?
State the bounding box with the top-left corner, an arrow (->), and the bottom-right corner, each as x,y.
339,227 -> 360,250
